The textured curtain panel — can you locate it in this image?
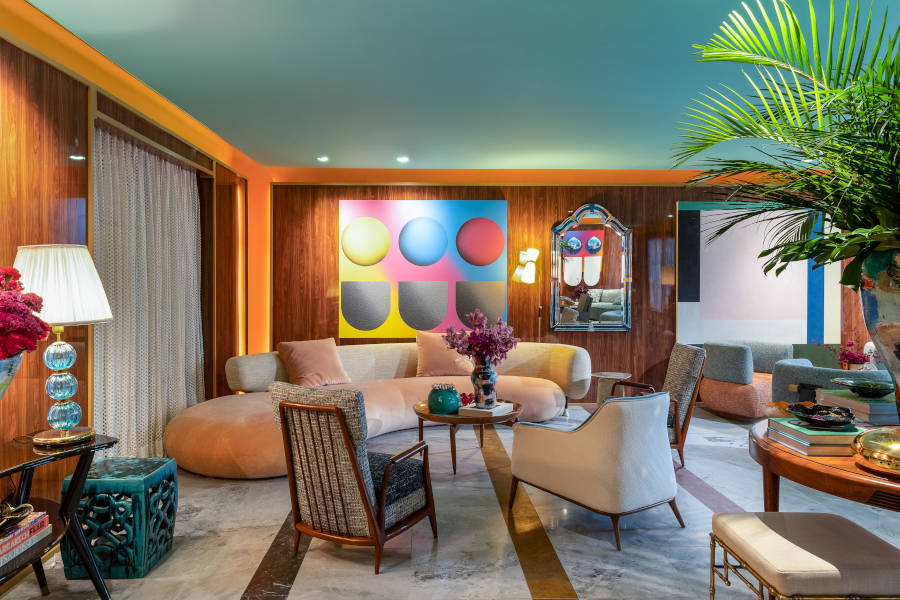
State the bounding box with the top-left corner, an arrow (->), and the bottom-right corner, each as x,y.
92,125 -> 204,457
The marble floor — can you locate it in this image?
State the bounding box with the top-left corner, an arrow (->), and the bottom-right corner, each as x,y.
8,407 -> 900,599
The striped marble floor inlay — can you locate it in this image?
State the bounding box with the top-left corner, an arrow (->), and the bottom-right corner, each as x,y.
480,424 -> 579,600
241,513 -> 311,600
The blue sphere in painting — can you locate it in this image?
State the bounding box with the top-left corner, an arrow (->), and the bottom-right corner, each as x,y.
399,217 -> 448,266
564,236 -> 582,254
585,236 -> 602,255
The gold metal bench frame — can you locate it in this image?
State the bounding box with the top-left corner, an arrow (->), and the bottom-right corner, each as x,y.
710,533 -> 900,600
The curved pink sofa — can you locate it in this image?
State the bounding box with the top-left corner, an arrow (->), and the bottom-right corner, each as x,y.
164,342 -> 591,479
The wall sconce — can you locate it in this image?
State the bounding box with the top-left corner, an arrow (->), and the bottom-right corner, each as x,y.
513,248 -> 540,284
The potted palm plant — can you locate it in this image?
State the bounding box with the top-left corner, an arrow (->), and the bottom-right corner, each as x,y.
676,0 -> 900,411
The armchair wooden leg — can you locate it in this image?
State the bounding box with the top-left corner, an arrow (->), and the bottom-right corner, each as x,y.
428,506 -> 438,538
611,515 -> 622,551
669,499 -> 685,528
293,529 -> 301,555
508,476 -> 519,510
374,542 -> 382,575
676,445 -> 685,468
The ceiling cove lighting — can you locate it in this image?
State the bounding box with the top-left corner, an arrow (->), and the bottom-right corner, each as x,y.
396,155 -> 410,164
316,155 -> 329,163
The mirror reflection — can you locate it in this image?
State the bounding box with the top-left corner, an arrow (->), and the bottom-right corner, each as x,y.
550,203 -> 632,331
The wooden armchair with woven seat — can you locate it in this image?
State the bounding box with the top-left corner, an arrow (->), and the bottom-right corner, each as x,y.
612,343 -> 706,467
270,383 -> 437,574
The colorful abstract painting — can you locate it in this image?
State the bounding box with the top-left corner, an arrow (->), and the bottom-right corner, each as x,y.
339,200 -> 507,338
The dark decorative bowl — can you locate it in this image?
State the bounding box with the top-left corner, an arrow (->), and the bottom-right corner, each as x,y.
786,403 -> 855,429
830,377 -> 894,399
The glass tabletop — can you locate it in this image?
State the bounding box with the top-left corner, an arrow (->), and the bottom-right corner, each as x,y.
0,434 -> 117,479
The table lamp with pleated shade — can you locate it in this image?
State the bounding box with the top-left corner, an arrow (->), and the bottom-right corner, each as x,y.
13,245 -> 112,445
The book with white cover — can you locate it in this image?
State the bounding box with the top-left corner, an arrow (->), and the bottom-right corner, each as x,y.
458,402 -> 514,417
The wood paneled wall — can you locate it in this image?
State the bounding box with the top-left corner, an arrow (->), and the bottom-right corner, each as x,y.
207,164 -> 247,397
0,38 -> 89,500
272,185 -> 709,395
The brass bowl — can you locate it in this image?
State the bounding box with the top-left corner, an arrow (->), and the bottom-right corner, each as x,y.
853,426 -> 900,476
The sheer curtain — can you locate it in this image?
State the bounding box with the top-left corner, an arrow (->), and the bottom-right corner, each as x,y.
92,124 -> 204,457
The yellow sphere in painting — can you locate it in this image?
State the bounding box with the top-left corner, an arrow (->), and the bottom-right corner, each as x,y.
341,217 -> 391,266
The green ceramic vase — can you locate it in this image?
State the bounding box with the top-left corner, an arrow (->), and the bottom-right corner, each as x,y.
428,384 -> 461,415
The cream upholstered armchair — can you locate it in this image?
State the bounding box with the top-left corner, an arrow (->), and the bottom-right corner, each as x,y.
270,383 -> 437,574
509,392 -> 684,550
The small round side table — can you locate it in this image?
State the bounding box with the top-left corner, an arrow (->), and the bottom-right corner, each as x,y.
413,401 -> 522,474
591,371 -> 632,403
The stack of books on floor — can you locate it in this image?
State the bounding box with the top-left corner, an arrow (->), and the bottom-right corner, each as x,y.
816,389 -> 899,426
0,512 -> 51,568
767,418 -> 870,456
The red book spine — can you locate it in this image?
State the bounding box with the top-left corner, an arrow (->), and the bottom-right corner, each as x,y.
0,514 -> 49,557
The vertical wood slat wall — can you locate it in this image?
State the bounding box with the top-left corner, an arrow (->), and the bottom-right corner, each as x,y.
271,185 -> 693,396
0,34 -> 245,499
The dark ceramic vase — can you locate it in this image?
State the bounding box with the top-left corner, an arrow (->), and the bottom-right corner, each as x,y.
471,356 -> 498,409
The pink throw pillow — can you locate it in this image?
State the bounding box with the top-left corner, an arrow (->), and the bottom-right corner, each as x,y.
277,338 -> 351,387
415,331 -> 473,377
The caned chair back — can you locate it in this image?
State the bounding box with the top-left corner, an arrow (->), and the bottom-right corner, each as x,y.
662,343 -> 706,436
270,383 -> 377,538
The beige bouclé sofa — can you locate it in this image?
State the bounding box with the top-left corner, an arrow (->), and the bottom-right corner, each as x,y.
163,341 -> 592,479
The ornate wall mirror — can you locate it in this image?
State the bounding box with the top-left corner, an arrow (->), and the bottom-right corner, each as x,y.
550,203 -> 632,331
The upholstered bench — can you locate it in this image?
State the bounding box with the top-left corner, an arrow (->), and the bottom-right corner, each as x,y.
710,512 -> 900,599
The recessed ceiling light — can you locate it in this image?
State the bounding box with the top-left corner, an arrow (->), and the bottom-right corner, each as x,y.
396,155 -> 410,164
68,155 -> 85,161
316,155 -> 329,163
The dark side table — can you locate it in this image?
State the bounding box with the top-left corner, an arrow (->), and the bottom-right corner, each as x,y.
0,433 -> 117,598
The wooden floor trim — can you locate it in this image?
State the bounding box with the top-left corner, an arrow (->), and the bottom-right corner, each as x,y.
479,425 -> 579,600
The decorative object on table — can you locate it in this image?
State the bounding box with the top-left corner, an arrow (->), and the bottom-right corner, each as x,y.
61,457 -> 177,579
767,417 -> 869,457
427,383 -> 461,415
0,502 -> 33,534
853,426 -> 900,476
829,378 -> 894,399
13,245 -> 112,446
443,308 -> 518,409
828,341 -> 870,371
0,267 -> 50,403
816,388 -> 899,426
459,393 -> 474,406
676,0 -> 900,419
0,512 -> 50,568
862,341 -> 883,370
785,403 -> 854,429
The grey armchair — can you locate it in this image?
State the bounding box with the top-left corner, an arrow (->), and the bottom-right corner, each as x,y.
699,340 -> 793,419
270,383 -> 437,574
772,359 -> 893,404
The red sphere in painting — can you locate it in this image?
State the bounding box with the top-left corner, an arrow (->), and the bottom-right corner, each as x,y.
456,217 -> 505,266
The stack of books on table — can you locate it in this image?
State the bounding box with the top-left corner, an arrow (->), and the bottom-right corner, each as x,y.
816,388 -> 899,426
458,402 -> 514,417
0,512 -> 51,568
767,418 -> 871,456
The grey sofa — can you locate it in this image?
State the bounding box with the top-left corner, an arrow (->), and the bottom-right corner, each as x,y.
588,288 -> 624,321
771,359 -> 893,404
699,340 -> 793,419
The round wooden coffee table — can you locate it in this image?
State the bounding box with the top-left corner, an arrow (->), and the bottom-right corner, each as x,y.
749,420 -> 900,512
414,401 -> 522,474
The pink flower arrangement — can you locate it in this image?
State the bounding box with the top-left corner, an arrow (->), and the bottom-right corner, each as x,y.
829,340 -> 868,365
443,309 -> 519,367
572,282 -> 590,300
0,267 -> 50,360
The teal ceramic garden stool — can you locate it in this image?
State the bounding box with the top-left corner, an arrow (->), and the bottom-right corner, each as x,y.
61,457 -> 177,579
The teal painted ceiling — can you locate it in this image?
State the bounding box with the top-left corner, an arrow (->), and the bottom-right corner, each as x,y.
28,0 -> 900,169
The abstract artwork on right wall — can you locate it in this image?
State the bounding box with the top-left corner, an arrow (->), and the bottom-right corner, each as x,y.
676,202 -> 842,345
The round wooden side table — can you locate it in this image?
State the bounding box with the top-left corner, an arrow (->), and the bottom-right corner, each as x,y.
413,401 -> 522,474
749,420 -> 900,512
